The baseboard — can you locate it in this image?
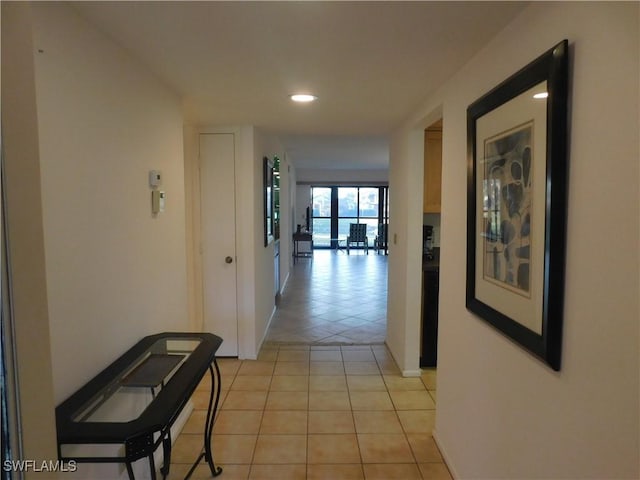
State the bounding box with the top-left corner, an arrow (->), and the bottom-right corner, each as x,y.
432,428 -> 458,480
382,341 -> 422,378
280,271 -> 290,293
254,305 -> 277,357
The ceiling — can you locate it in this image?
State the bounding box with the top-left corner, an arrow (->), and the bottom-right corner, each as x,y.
72,1 -> 527,170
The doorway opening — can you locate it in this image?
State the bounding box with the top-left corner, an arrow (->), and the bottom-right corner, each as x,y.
264,249 -> 388,344
420,118 -> 442,368
265,184 -> 390,345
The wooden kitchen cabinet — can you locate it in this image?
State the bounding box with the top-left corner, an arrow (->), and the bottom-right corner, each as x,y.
423,128 -> 442,213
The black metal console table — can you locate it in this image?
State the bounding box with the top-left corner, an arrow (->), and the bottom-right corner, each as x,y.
293,232 -> 313,263
55,332 -> 224,480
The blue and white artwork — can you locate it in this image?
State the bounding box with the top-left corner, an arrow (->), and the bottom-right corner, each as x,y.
482,122 -> 533,296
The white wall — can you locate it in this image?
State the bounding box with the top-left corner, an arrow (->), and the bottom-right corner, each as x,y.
390,2 -> 639,478
253,128 -> 287,353
31,3 -> 189,404
278,154 -> 293,291
286,157 -> 298,280
387,127 -> 426,376
296,168 -> 388,184
183,124 -> 203,332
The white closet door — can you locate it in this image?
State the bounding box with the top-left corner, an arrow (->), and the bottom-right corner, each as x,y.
200,133 -> 238,356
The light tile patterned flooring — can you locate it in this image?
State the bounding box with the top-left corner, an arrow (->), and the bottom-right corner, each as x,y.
169,250 -> 448,479
266,250 -> 387,345
170,345 -> 447,479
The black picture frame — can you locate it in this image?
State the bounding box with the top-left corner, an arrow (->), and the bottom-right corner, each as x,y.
264,156 -> 274,247
466,40 -> 569,371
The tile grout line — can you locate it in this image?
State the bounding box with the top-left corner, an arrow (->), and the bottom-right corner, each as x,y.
176,356 -> 441,476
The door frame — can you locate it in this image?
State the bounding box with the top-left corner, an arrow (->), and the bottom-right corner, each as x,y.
187,126 -> 275,360
189,127 -> 260,359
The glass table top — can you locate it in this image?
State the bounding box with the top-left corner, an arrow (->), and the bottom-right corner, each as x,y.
71,338 -> 202,423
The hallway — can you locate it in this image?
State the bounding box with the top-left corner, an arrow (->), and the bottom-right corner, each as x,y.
265,250 -> 388,345
169,249 -> 448,479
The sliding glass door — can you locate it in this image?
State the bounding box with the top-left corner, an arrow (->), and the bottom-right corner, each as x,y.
337,187 -> 357,243
312,186 -> 389,249
311,187 -> 332,247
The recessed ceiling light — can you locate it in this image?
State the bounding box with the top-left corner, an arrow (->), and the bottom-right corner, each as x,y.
290,94 -> 318,103
533,92 -> 549,99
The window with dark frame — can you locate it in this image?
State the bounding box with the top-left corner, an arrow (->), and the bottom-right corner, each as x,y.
311,186 -> 389,249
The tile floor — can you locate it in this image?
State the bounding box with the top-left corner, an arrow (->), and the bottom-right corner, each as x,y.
168,250 -> 448,479
266,250 -> 388,345
169,345 -> 447,479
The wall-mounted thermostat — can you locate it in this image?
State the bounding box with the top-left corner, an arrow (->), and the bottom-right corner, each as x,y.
152,190 -> 166,214
149,170 -> 162,188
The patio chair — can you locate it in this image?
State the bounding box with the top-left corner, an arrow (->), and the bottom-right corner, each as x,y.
346,223 -> 368,255
374,224 -> 388,254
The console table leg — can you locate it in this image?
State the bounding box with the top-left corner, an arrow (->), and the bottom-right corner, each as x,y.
148,452 -> 157,480
125,461 -> 135,480
184,361 -> 222,479
160,430 -> 172,479
204,360 -> 223,477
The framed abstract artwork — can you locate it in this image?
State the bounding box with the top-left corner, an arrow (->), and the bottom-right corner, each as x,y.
264,156 -> 274,247
466,40 -> 569,370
